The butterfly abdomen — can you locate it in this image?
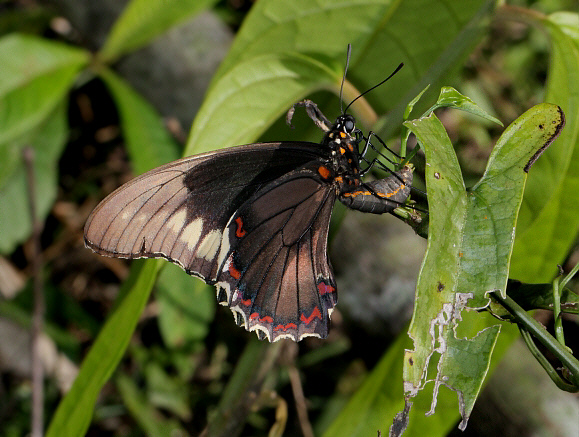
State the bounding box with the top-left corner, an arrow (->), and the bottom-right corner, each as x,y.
339,164 -> 413,214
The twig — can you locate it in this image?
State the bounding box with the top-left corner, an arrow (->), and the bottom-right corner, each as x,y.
23,147 -> 45,437
288,365 -> 314,437
491,290 -> 579,391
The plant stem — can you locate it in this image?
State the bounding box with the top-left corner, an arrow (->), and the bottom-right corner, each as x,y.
491,291 -> 579,390
24,147 -> 45,437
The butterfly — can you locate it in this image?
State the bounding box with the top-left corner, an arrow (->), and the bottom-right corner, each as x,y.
84,59 -> 413,342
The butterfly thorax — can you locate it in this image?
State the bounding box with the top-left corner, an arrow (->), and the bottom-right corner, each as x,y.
316,114 -> 363,192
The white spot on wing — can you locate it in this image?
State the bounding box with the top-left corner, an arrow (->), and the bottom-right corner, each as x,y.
217,229 -> 231,269
197,229 -> 221,260
167,209 -> 186,233
180,217 -> 203,250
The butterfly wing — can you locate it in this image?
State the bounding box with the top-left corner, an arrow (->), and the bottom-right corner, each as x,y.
215,163 -> 338,342
84,142 -> 328,283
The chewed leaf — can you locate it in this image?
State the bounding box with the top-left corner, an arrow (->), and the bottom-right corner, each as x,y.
400,103 -> 565,432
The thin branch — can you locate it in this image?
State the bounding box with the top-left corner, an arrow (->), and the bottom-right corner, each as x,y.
23,147 -> 45,437
288,365 -> 314,437
491,291 -> 579,391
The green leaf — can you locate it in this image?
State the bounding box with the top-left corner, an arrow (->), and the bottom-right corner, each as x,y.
144,363 -> 192,420
190,0 -> 497,154
0,66 -> 80,162
0,102 -> 67,254
510,11 -> 579,282
401,85 -> 430,157
426,86 -> 503,126
46,260 -> 159,437
0,33 -> 88,97
0,34 -> 88,187
99,67 -> 179,174
99,0 -> 219,63
116,373 -> 190,437
186,52 -> 340,154
460,104 -> 565,307
157,263 -> 215,347
402,103 -> 564,429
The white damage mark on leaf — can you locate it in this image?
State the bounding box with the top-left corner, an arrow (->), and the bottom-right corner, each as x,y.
427,293 -> 473,416
406,292 -> 473,409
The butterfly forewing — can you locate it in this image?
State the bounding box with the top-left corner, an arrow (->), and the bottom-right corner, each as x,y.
84,142 -> 328,282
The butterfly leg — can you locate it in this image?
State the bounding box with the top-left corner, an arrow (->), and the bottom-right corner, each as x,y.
286,99 -> 332,132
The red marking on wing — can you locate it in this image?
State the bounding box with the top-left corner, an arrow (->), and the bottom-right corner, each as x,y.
240,299 -> 252,306
273,323 -> 298,332
301,307 -> 322,325
229,262 -> 241,279
318,283 -> 335,295
249,312 -> 273,323
235,216 -> 246,237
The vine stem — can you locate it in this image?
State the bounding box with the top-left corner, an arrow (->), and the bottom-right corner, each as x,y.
491,291 -> 579,391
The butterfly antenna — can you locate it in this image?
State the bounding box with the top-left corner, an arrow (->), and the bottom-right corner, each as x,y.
339,44 -> 352,115
344,62 -> 404,114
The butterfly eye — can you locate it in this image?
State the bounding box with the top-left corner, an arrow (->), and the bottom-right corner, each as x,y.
343,116 -> 355,133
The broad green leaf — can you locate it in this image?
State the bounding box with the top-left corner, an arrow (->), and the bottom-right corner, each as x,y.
190,0 -> 497,153
459,104 -> 565,307
0,33 -> 88,97
46,260 -> 159,437
99,0 -> 218,63
157,263 -> 215,347
116,373 -> 190,437
510,11 -> 579,282
186,52 -> 340,154
0,34 -> 88,187
402,103 -> 564,430
0,65 -> 80,153
99,67 -> 179,174
0,102 -> 67,254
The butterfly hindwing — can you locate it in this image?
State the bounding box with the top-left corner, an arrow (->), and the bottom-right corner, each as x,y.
84,142 -> 328,282
215,164 -> 338,342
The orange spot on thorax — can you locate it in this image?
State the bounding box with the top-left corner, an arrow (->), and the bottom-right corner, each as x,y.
318,166 -> 330,179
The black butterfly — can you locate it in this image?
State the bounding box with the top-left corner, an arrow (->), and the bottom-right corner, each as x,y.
84,73 -> 413,343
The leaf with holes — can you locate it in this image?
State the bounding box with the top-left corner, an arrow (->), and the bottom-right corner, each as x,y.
401,103 -> 565,432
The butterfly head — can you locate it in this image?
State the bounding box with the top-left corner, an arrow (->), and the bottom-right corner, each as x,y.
335,114 -> 356,135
